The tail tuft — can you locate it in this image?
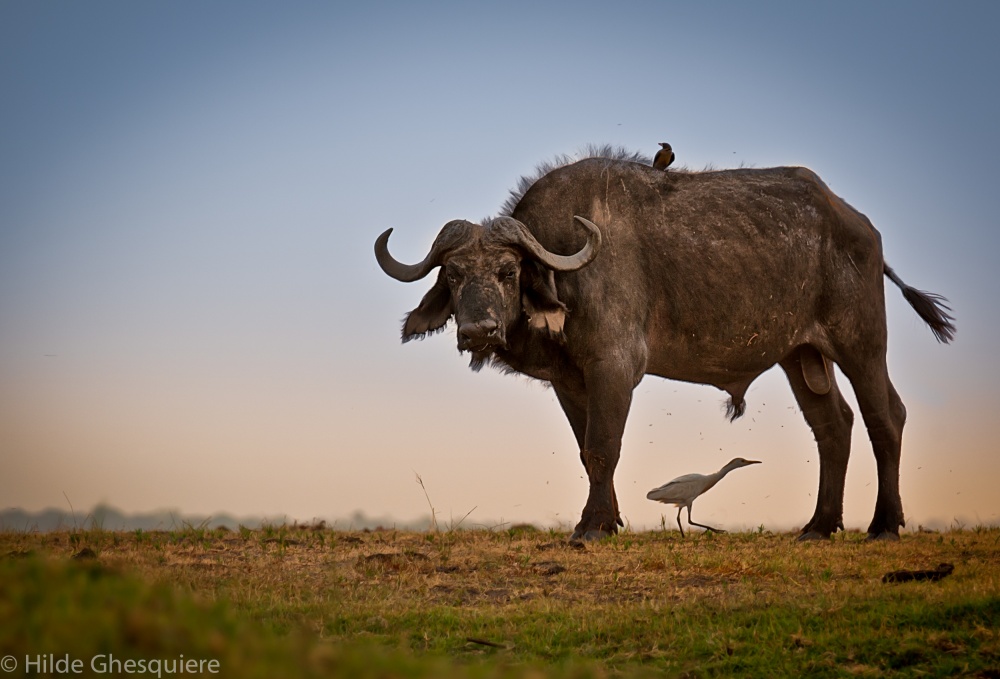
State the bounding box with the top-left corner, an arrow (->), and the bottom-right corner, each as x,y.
885,263 -> 956,344
901,286 -> 956,343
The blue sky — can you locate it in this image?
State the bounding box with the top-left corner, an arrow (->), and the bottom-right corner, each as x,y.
2,2 -> 998,531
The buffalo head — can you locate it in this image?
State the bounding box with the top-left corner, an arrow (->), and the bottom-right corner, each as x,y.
375,216 -> 601,364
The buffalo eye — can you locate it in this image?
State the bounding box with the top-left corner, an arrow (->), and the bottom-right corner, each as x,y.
499,266 -> 517,284
446,267 -> 463,286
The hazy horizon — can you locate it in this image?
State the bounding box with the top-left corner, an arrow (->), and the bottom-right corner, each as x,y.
3,2 -> 999,535
0,502 -> 986,536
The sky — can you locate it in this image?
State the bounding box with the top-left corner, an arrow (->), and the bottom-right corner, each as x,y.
2,1 -> 999,533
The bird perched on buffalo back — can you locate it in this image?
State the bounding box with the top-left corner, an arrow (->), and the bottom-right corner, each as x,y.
647,457 -> 760,537
653,142 -> 675,170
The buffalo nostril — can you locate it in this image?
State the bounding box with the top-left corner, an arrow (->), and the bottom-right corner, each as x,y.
459,320 -> 498,340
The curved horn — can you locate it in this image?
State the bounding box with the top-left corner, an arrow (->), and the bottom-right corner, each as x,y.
374,228 -> 436,282
374,221 -> 473,282
492,216 -> 601,272
509,215 -> 602,272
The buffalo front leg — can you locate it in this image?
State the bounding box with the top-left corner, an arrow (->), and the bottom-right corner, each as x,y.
554,384 -> 624,529
569,361 -> 638,542
780,350 -> 855,540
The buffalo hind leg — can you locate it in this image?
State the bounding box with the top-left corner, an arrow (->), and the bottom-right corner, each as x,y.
780,348 -> 854,540
554,385 -> 624,529
838,357 -> 907,540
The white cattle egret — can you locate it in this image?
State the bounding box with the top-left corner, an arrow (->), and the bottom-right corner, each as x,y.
646,457 -> 761,536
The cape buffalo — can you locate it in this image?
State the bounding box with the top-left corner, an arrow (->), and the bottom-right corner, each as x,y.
374,147 -> 954,542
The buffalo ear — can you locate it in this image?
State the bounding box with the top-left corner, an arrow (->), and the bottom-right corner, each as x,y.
520,261 -> 568,340
402,270 -> 453,342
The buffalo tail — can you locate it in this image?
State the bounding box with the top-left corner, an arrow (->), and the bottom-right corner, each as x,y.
884,264 -> 956,343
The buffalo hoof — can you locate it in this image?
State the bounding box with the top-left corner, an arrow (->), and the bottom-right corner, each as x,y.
866,531 -> 900,542
797,530 -> 832,542
569,528 -> 614,544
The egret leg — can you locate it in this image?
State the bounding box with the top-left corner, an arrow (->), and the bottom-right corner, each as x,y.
675,507 -> 685,538
687,505 -> 725,534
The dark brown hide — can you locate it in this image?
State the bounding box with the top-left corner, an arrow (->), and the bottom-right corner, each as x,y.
375,152 -> 954,542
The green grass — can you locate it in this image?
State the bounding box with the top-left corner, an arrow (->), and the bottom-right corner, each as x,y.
3,527 -> 999,677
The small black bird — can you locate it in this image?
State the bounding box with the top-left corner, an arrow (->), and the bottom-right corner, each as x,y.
653,142 -> 675,171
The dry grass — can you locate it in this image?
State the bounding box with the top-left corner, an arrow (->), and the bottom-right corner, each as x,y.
4,525 -> 1000,676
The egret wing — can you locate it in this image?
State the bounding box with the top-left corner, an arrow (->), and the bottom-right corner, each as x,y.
646,474 -> 705,504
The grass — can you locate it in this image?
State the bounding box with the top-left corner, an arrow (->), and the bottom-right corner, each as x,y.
2,525 -> 1000,677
